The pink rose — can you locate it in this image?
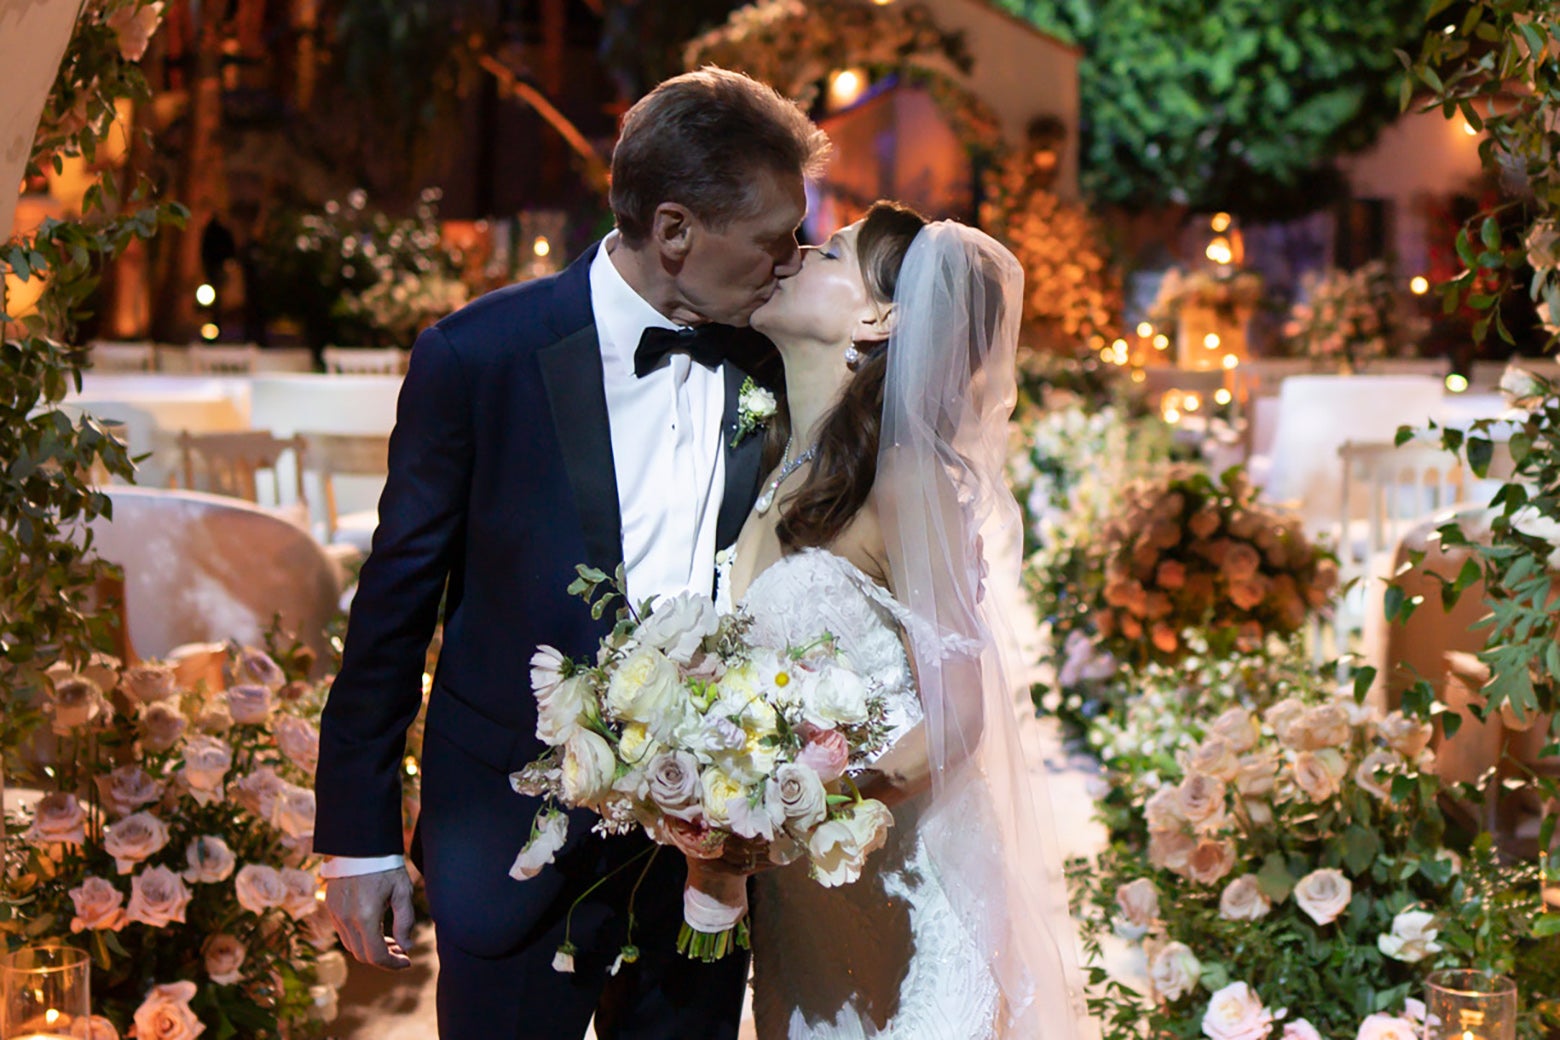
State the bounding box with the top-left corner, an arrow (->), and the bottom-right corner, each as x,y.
269,781 -> 316,845
183,835 -> 236,884
226,684 -> 273,726
139,700 -> 187,752
121,662 -> 180,704
1186,838 -> 1237,885
47,672 -> 107,735
203,933 -> 247,984
103,811 -> 170,873
26,792 -> 86,845
232,646 -> 286,692
234,864 -> 287,914
280,867 -> 321,920
273,715 -> 320,775
179,735 -> 233,803
68,876 -> 126,932
125,865 -> 192,927
660,816 -> 726,860
795,728 -> 849,783
132,981 -> 204,1040
230,766 -> 284,818
1147,828 -> 1196,873
96,764 -> 165,818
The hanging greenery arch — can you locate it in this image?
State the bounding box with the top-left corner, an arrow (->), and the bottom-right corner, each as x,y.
683,0 -> 1006,161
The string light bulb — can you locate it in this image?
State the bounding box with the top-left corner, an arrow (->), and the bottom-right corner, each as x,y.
1410,276 -> 1430,294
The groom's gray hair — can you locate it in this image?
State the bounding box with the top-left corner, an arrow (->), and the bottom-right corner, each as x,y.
610,66 -> 830,245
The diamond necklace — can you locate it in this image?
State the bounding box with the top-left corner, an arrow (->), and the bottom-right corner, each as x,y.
754,438 -> 817,514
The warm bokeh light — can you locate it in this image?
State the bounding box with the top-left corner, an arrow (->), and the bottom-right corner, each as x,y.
829,69 -> 866,107
1463,120 -> 1478,136
1215,388 -> 1232,405
1445,373 -> 1469,393
195,283 -> 216,307
1205,237 -> 1234,265
1410,276 -> 1430,295
1136,322 -> 1153,338
200,323 -> 219,340
1099,347 -> 1113,362
1222,353 -> 1239,370
1210,212 -> 1232,233
1131,369 -> 1146,383
533,236 -> 551,258
1204,333 -> 1221,350
1184,393 -> 1201,412
1163,407 -> 1181,424
1153,334 -> 1169,350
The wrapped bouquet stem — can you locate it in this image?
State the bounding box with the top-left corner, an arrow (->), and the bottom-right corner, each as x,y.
680,858 -> 750,961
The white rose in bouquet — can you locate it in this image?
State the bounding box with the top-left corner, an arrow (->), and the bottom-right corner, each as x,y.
1202,982 -> 1274,1040
132,981 -> 204,1040
1377,909 -> 1442,962
1218,875 -> 1272,922
561,730 -> 616,805
1114,877 -> 1160,938
800,663 -> 871,728
1293,868 -> 1352,925
203,933 -> 247,984
104,811 -> 170,873
68,876 -> 127,932
698,767 -> 746,828
1148,940 -> 1201,1001
183,835 -> 236,883
635,592 -> 719,664
125,865 -> 193,928
234,864 -> 288,914
606,648 -> 684,732
536,671 -> 592,746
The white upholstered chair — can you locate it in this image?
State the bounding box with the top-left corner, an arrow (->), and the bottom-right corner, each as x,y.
323,346 -> 409,375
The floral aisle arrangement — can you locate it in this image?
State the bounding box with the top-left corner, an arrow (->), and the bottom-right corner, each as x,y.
1281,261 -> 1421,370
1093,466 -> 1336,668
1071,690 -> 1560,1040
257,187 -> 469,349
1149,267 -> 1266,329
511,569 -> 894,963
2,645 -> 344,1039
981,154 -> 1123,349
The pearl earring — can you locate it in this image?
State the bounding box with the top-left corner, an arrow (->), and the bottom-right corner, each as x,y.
844,342 -> 863,368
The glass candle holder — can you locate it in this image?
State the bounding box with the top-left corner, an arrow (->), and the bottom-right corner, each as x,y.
0,943 -> 90,1039
1425,969 -> 1518,1040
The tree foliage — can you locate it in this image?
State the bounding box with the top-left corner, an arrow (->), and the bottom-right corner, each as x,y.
999,0 -> 1430,217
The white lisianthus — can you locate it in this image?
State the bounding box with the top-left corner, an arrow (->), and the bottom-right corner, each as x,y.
1218,875 -> 1272,922
1377,909 -> 1442,963
1293,868 -> 1352,925
537,674 -> 592,746
1202,982 -> 1274,1040
635,593 -> 719,664
560,730 -> 616,806
510,810 -> 569,880
1113,877 -> 1160,939
1148,940 -> 1201,1001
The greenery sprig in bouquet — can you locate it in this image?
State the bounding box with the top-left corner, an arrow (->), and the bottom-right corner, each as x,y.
1281,260 -> 1421,369
511,566 -> 895,963
1072,689 -> 1560,1040
1092,466 -> 1336,667
2,644 -> 342,1039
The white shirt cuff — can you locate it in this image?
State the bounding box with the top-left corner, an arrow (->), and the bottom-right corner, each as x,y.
320,854 -> 406,879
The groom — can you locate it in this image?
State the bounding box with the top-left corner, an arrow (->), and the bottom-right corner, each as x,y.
315,67 -> 829,1038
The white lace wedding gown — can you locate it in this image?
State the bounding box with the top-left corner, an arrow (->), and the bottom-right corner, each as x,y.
717,547 -> 1001,1040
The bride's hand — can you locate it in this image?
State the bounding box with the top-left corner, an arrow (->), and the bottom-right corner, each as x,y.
709,834 -> 775,876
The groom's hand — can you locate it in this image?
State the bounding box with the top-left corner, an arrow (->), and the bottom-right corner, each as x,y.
326,867 -> 417,970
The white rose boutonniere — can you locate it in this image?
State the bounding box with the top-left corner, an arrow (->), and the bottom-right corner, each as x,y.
732,376 -> 777,447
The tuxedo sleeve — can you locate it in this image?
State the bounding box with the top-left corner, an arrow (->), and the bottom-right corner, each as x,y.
315,326 -> 473,856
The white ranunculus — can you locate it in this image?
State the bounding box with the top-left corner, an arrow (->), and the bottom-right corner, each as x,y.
1293,868 -> 1352,925
560,730 -> 616,805
635,592 -> 719,664
1148,940 -> 1201,1001
807,800 -> 892,887
1114,877 -> 1160,939
1377,909 -> 1442,963
1356,1013 -> 1419,1040
184,835 -> 236,883
1201,981 -> 1274,1040
769,762 -> 828,833
605,648 -> 684,732
1218,875 -> 1272,922
510,810 -> 569,880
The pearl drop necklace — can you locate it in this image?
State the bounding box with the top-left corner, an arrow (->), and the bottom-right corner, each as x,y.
754,438 -> 817,514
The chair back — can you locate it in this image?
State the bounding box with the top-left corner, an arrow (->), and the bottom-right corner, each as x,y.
89,341 -> 156,373
299,431 -> 390,541
323,346 -> 408,375
189,343 -> 259,374
174,429 -> 308,509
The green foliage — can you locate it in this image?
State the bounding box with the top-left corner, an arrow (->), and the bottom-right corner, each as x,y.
1,1 -> 186,716
999,0 -> 1429,216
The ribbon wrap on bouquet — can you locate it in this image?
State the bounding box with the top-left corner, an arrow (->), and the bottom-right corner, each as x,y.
679,858 -> 749,961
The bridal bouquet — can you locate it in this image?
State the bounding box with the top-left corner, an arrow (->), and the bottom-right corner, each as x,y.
511,567 -> 895,962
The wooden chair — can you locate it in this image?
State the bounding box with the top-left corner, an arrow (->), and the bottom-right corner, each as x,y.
172,429 -> 308,514
299,431 -> 389,548
88,340 -> 157,373
188,343 -> 260,374
323,346 -> 408,375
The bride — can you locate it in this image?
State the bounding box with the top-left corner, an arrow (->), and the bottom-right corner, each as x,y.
718,202 -> 1085,1040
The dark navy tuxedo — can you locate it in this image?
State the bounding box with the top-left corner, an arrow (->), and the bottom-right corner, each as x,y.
316,241 -> 772,1038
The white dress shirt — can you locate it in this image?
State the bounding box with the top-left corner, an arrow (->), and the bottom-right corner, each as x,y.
323,235 -> 729,880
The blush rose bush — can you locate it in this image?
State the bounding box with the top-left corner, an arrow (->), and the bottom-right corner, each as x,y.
1,641 -> 345,1038
1069,687 -> 1560,1040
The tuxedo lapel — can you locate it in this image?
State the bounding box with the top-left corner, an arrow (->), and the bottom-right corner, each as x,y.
716,360 -> 766,549
538,326 -> 624,576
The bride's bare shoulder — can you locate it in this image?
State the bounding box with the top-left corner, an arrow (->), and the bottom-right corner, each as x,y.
829,503 -> 890,590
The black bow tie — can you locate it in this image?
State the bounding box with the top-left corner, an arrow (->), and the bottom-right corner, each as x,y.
634,324 -> 732,378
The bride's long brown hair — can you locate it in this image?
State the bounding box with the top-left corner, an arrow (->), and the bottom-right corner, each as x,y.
772,200 -> 927,550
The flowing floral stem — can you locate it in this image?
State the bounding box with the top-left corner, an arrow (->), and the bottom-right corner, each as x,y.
621,845 -> 661,959
559,845 -> 656,958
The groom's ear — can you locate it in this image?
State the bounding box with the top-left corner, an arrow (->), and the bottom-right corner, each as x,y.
852,303 -> 895,348
650,202 -> 696,261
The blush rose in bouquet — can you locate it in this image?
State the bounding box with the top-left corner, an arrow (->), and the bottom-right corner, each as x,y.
1092,465 -> 1336,667
510,567 -> 895,963
2,641 -> 344,1039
